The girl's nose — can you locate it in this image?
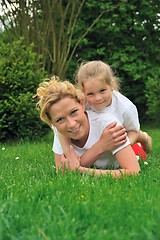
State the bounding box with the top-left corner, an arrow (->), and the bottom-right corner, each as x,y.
95,94 -> 102,101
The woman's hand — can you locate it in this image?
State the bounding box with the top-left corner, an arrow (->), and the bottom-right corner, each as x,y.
60,145 -> 80,171
99,122 -> 127,153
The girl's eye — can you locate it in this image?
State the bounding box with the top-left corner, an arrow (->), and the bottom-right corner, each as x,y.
71,109 -> 78,115
100,89 -> 106,93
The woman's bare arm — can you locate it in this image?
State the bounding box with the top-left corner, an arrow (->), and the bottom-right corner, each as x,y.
55,144 -> 140,179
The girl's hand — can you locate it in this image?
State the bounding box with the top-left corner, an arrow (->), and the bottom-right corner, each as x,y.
99,122 -> 127,152
60,145 -> 80,171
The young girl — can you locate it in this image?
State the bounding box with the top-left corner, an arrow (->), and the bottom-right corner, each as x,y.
58,61 -> 152,165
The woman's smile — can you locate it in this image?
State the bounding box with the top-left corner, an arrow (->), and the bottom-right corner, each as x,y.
68,125 -> 81,133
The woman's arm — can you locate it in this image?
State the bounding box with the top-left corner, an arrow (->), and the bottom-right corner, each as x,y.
80,122 -> 127,167
114,145 -> 140,174
55,145 -> 140,179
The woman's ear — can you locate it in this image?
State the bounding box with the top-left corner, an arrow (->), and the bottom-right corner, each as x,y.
80,99 -> 85,111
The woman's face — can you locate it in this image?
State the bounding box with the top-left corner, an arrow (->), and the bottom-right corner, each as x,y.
49,97 -> 89,142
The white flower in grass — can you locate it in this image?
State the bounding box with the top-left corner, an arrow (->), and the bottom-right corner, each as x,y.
15,157 -> 19,160
144,161 -> 148,165
2,147 -> 5,150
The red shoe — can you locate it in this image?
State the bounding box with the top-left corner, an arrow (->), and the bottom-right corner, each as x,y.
132,143 -> 147,160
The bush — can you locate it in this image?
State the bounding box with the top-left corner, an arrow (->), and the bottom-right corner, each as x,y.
145,67 -> 160,123
0,37 -> 49,142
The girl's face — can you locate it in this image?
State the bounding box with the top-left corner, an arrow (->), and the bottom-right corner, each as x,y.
83,78 -> 113,111
49,97 -> 89,144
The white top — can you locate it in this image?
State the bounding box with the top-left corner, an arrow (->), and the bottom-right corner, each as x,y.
90,90 -> 140,132
52,110 -> 130,169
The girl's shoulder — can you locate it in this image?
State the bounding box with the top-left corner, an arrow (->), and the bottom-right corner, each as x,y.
112,90 -> 135,108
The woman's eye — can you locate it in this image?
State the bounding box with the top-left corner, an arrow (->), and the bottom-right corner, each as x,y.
55,117 -> 64,123
87,92 -> 93,96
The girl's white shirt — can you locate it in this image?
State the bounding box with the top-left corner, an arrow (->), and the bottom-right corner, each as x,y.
90,90 -> 140,132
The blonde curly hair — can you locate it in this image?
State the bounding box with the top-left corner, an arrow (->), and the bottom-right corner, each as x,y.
35,76 -> 84,125
75,60 -> 120,92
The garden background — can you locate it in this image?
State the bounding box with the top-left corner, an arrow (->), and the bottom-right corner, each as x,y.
0,1 -> 160,239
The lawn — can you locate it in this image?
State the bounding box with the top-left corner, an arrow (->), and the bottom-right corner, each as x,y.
0,126 -> 160,240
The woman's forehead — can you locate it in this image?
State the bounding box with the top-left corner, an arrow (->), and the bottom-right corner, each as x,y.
49,97 -> 80,114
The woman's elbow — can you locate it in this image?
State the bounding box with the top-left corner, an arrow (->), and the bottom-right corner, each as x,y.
128,164 -> 141,175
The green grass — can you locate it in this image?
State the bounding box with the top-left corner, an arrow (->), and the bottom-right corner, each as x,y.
0,127 -> 160,240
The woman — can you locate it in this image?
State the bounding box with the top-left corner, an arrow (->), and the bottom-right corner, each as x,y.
35,76 -> 140,178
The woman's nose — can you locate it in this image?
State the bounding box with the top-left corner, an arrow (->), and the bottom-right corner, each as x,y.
66,117 -> 76,128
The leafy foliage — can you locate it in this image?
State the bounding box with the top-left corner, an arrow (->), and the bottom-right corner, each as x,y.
69,0 -> 160,122
0,38 -> 49,142
145,68 -> 160,123
0,0 -> 159,129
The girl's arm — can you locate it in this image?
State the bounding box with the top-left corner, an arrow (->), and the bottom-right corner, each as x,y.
58,131 -> 71,156
127,130 -> 140,145
54,149 -> 80,172
54,153 -> 63,172
80,122 -> 127,167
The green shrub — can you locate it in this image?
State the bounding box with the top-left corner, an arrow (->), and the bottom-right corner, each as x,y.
145,67 -> 160,123
0,37 -> 49,142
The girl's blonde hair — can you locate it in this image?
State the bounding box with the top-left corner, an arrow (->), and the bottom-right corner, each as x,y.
35,76 -> 84,125
75,60 -> 120,92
